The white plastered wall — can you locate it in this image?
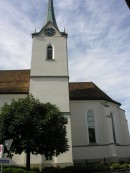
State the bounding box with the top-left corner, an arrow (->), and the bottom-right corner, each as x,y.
70,100 -> 130,162
0,94 -> 27,107
31,23 -> 69,77
30,78 -> 70,112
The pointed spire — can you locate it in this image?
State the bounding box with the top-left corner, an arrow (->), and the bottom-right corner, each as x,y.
44,0 -> 58,29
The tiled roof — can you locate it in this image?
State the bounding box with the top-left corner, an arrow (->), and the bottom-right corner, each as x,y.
69,82 -> 121,105
0,70 -> 121,105
0,70 -> 30,93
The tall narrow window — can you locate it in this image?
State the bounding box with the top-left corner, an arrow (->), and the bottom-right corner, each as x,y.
87,110 -> 96,143
111,113 -> 116,143
47,45 -> 53,59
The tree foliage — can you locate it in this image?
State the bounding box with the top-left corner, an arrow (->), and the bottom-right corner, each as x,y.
0,95 -> 69,170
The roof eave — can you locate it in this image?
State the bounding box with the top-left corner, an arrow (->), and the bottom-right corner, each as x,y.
70,98 -> 121,106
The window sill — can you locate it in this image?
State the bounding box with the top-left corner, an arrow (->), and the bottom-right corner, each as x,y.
45,59 -> 56,61
88,143 -> 98,146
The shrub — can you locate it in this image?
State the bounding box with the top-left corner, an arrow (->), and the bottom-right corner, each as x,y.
3,167 -> 26,173
111,163 -> 120,170
41,166 -> 61,173
3,162 -> 130,173
3,167 -> 39,173
111,163 -> 130,170
31,167 -> 40,172
42,164 -> 109,173
91,162 -> 109,171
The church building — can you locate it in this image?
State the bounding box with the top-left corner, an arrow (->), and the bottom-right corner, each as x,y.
0,0 -> 130,168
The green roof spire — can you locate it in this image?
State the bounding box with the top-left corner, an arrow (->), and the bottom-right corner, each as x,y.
44,0 -> 58,29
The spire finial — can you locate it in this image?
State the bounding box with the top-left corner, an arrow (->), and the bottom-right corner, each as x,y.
44,0 -> 58,29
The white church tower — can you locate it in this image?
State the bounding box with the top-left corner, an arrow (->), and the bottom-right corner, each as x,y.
30,0 -> 73,166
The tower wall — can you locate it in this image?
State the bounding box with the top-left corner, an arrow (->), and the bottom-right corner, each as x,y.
29,21 -> 73,166
30,33 -> 69,77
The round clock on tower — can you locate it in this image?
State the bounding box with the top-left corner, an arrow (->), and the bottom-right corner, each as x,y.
44,28 -> 55,36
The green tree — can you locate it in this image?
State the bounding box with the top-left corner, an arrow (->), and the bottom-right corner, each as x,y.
0,95 -> 69,171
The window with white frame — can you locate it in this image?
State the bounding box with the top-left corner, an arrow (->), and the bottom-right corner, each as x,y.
87,110 -> 96,143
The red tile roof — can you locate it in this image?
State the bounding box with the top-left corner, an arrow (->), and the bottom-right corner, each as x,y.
0,70 -> 30,93
69,82 -> 121,105
0,70 -> 121,105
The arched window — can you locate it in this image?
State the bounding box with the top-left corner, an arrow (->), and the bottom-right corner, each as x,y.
87,110 -> 96,143
47,45 -> 53,59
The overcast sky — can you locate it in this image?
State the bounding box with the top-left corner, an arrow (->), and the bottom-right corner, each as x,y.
0,0 -> 130,129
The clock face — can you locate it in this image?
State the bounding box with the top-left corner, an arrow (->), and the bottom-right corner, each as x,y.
44,28 -> 55,36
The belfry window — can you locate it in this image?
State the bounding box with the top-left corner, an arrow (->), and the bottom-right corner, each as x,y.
47,45 -> 53,59
87,110 -> 96,143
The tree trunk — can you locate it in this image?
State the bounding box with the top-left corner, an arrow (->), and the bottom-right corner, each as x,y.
26,148 -> 30,171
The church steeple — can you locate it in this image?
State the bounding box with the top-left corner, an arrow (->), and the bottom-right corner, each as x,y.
30,0 -> 73,165
44,0 -> 58,29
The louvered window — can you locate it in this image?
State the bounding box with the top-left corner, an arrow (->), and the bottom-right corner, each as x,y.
47,45 -> 53,59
